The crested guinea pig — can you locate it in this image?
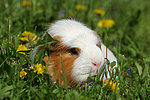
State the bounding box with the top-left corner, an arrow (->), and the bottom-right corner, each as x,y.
31,19 -> 118,86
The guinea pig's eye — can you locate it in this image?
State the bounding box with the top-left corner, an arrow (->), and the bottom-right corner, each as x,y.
69,48 -> 79,56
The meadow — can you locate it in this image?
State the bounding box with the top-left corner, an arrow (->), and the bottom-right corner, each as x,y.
0,0 -> 150,99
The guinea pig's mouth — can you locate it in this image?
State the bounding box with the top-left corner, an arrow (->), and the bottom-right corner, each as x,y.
90,69 -> 99,77
75,69 -> 99,82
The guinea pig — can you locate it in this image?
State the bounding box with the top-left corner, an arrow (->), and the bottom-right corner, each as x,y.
31,19 -> 118,86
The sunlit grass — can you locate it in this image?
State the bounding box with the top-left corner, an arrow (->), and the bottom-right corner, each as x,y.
0,0 -> 150,99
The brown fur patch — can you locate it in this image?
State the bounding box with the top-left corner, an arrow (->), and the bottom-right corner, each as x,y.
52,35 -> 62,42
44,43 -> 79,86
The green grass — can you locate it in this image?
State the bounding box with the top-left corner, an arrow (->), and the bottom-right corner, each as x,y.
0,0 -> 150,99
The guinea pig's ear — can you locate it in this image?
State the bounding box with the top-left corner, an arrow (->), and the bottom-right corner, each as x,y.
49,42 -> 60,52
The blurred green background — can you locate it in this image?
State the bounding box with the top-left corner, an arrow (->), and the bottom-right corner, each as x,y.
0,0 -> 150,99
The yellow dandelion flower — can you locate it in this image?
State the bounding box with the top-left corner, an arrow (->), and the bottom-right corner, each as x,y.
19,37 -> 28,42
93,9 -> 105,15
19,31 -> 39,44
22,1 -> 31,7
98,19 -> 115,28
103,79 -> 119,93
19,69 -> 27,78
16,44 -> 28,55
22,31 -> 37,40
34,64 -> 45,74
76,4 -> 86,11
21,31 -> 31,37
30,66 -> 34,70
27,66 -> 34,71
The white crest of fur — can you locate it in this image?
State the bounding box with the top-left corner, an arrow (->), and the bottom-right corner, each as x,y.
47,19 -> 95,46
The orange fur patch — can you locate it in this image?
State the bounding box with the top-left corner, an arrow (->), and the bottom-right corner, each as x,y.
44,43 -> 79,86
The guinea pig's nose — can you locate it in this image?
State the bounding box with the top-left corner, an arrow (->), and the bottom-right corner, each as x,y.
92,62 -> 101,68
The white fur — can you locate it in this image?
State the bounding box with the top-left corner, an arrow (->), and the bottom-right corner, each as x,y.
47,19 -> 94,46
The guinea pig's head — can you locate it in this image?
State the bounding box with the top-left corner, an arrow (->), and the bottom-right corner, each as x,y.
44,19 -> 104,86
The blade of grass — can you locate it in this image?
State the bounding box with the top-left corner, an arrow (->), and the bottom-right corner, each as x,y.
60,56 -> 70,100
0,56 -> 9,68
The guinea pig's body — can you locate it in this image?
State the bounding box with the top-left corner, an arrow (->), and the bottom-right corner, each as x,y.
31,19 -> 118,86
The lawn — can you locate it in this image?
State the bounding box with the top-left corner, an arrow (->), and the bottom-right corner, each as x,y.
0,0 -> 150,99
